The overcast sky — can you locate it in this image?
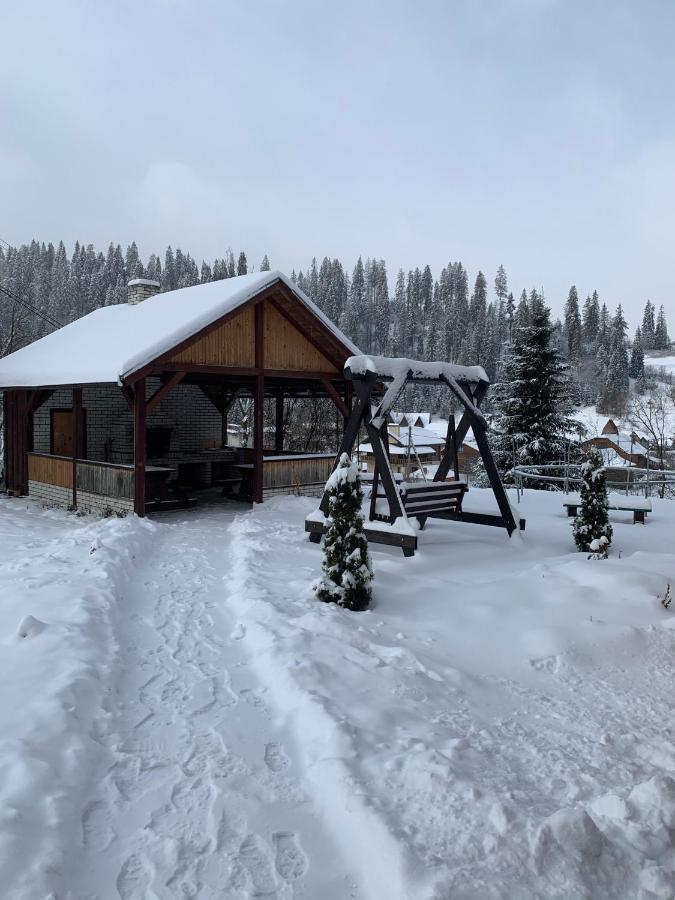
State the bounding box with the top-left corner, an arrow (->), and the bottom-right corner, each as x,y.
2,0 -> 674,326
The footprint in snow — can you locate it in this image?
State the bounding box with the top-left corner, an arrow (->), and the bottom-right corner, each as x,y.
81,800 -> 114,853
116,854 -> 152,900
273,831 -> 308,881
236,833 -> 278,896
264,742 -> 290,773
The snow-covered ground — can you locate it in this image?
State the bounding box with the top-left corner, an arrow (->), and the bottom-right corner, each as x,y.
645,354 -> 675,377
1,490 -> 675,898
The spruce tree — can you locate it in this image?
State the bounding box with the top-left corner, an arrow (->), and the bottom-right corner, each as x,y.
642,300 -> 656,350
582,291 -> 600,351
492,294 -> 573,478
654,304 -> 670,350
629,327 -> 645,379
237,252 -> 248,276
315,454 -> 372,611
260,254 -> 271,271
573,448 -> 612,555
564,285 -> 582,362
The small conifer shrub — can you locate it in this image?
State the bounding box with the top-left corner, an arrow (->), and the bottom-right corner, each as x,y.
573,448 -> 613,556
315,454 -> 372,610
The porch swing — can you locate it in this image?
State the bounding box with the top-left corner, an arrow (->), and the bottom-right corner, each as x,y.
368,412 -> 468,529
306,355 -> 525,557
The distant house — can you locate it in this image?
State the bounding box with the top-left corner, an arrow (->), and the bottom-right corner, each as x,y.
358,414 -> 479,477
580,418 -> 658,468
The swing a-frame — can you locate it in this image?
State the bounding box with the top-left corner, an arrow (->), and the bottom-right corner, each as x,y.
305,355 -> 525,557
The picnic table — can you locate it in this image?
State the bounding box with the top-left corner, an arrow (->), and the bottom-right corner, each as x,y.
563,492 -> 652,524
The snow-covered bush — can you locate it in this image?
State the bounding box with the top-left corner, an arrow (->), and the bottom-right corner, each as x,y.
315,453 -> 372,611
573,448 -> 612,555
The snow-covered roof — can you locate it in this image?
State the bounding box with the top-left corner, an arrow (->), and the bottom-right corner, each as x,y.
358,443 -> 436,456
346,355 -> 487,385
0,271 -> 359,388
390,425 -> 446,447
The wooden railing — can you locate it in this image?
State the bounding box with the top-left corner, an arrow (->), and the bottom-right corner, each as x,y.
76,460 -> 134,500
27,453 -> 73,489
27,453 -> 133,499
263,453 -> 334,489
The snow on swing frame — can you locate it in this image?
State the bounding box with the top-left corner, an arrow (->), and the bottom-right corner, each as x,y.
305,354 -> 524,557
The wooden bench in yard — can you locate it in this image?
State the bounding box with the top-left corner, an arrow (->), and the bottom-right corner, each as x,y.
563,492 -> 652,524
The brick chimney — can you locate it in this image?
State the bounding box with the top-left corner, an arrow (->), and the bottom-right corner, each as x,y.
128,278 -> 161,305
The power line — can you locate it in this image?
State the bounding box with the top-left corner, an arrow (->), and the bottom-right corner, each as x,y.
0,282 -> 62,330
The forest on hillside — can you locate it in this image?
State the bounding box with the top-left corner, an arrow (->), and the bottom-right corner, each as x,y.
0,239 -> 671,422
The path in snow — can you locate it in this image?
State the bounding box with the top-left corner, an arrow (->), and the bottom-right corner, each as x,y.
67,505 -> 359,900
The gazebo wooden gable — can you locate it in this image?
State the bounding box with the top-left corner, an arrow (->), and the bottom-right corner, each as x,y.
2,275 -> 355,515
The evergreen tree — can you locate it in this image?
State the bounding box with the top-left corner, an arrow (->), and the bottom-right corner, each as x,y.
494,264 -> 508,307
654,304 -> 670,350
629,327 -> 644,379
573,448 -> 612,555
563,285 -> 582,362
641,300 -> 656,350
505,292 -> 515,342
260,254 -> 271,271
582,291 -> 600,350
237,251 -> 248,275
514,289 -> 529,332
492,294 -> 573,478
315,454 -> 372,611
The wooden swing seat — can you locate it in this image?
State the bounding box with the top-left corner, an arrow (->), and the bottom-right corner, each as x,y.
400,478 -> 468,518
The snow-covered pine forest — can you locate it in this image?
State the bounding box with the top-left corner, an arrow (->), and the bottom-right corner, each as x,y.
1,239 -> 670,420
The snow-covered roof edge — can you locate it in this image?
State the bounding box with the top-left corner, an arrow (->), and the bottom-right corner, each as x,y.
345,355 -> 488,385
0,271 -> 360,389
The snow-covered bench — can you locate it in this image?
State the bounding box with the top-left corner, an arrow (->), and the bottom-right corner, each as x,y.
563,493 -> 652,524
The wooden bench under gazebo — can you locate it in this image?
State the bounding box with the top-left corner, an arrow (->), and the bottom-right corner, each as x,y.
1,272 -> 357,516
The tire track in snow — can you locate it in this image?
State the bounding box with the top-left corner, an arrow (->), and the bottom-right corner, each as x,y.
67,506 -> 359,900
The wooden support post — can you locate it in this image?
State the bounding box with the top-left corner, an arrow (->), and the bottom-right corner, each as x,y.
253,302 -> 265,503
72,387 -> 83,508
320,377 -> 349,418
275,393 -> 284,453
133,380 -> 146,516
471,417 -> 518,535
146,372 -> 184,416
319,376 -> 376,515
121,384 -> 134,411
8,390 -> 32,496
434,414 -> 459,483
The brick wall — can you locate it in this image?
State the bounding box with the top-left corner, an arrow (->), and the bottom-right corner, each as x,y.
33,382 -> 222,465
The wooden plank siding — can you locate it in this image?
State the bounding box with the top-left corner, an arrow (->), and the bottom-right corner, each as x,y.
263,301 -> 338,373
77,461 -> 134,500
263,455 -> 334,490
28,452 -> 74,489
164,298 -> 338,374
168,306 -> 255,367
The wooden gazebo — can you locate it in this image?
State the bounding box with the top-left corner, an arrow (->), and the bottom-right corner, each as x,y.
1,272 -> 357,516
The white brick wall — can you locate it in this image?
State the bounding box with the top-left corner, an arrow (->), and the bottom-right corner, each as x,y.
76,490 -> 133,516
263,483 -> 324,500
33,382 -> 223,465
28,480 -> 72,509
28,480 -> 133,516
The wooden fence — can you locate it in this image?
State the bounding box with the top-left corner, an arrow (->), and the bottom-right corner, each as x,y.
263,453 -> 334,490
27,453 -> 73,489
27,453 -> 133,499
76,460 -> 134,499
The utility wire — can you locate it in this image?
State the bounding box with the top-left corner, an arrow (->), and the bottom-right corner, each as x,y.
0,282 -> 62,330
0,236 -> 63,330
